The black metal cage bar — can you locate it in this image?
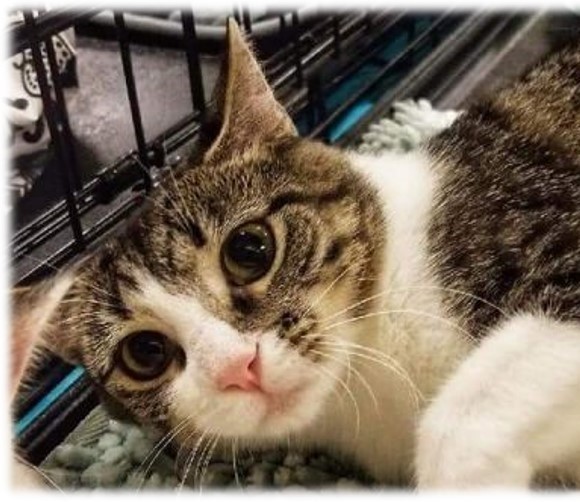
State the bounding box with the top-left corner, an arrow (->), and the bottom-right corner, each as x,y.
114,11 -> 152,192
10,7 -> 538,465
180,10 -> 206,117
22,11 -> 86,251
44,36 -> 82,191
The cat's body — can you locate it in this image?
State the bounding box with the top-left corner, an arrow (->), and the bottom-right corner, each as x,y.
288,150 -> 467,484
294,39 -> 580,486
13,22 -> 580,489
428,42 -> 580,335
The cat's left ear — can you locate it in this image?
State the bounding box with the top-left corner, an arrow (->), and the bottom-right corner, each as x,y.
202,18 -> 297,162
11,274 -> 75,398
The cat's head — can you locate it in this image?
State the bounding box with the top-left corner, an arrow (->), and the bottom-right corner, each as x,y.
37,20 -> 385,446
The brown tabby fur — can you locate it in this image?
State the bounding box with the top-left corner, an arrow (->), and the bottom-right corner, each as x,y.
428,38 -> 580,337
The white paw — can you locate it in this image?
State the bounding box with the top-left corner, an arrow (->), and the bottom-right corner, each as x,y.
415,407 -> 532,489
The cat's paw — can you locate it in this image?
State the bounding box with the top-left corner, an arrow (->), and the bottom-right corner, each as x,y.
415,406 -> 532,489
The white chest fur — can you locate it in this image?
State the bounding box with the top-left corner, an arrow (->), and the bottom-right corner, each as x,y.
300,151 -> 472,483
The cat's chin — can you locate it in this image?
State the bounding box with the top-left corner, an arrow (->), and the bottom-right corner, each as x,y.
190,377 -> 328,441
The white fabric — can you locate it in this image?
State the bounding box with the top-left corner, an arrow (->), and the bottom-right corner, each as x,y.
6,11 -> 76,200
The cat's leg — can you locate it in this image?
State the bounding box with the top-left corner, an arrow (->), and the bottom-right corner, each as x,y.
415,313 -> 580,488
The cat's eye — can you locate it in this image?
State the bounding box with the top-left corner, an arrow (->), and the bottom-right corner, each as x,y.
117,331 -> 177,380
222,222 -> 275,285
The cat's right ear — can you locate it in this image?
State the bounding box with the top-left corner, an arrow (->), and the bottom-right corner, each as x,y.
200,18 -> 297,163
11,273 -> 77,397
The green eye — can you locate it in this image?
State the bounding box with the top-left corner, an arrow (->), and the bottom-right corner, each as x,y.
222,222 -> 275,285
117,331 -> 177,380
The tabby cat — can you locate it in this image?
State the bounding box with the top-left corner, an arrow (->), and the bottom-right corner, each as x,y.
13,19 -> 580,488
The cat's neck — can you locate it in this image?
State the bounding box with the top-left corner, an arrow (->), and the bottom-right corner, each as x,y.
349,149 -> 451,352
299,150 -> 470,483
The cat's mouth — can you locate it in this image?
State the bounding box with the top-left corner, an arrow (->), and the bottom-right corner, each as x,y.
225,381 -> 305,419
261,383 -> 306,418
205,379 -> 312,439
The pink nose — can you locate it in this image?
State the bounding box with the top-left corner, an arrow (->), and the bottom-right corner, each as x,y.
216,347 -> 261,392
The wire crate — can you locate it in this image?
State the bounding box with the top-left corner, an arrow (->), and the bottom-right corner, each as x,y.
10,6 -> 538,466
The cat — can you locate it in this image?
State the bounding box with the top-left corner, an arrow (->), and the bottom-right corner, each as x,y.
14,18 -> 580,489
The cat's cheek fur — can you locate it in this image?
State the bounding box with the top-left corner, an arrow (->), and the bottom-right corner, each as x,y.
416,314 -> 580,488
125,271 -> 341,441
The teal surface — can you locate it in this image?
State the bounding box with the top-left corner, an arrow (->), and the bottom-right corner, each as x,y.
295,16 -> 454,143
15,366 -> 86,436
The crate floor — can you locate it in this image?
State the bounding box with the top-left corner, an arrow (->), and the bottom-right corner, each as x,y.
41,405 -> 374,490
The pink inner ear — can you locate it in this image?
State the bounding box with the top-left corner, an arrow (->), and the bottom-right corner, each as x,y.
10,288 -> 58,398
215,90 -> 297,160
203,20 -> 297,163
11,317 -> 37,396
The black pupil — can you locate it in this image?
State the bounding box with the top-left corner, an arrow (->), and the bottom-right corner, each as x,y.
128,332 -> 167,368
228,229 -> 268,270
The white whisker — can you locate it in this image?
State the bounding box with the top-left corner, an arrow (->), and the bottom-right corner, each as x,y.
303,263 -> 357,318
133,155 -> 192,234
323,308 -> 475,343
137,417 -> 191,490
231,438 -> 242,488
15,253 -> 123,306
197,434 -> 220,492
58,298 -> 124,311
311,359 -> 361,441
165,163 -> 198,232
178,428 -> 210,492
313,339 -> 424,409
328,282 -> 509,322
312,347 -> 379,414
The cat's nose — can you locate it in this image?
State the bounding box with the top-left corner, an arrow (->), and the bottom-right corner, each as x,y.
216,346 -> 261,392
